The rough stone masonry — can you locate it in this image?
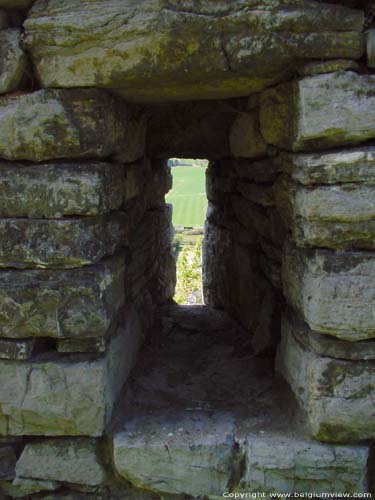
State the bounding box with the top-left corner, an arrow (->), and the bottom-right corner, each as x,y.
0,0 -> 374,499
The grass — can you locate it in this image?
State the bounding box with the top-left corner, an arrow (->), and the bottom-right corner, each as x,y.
166,164 -> 208,228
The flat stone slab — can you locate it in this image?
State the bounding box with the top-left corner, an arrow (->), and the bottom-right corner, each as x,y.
111,306 -> 371,498
0,213 -> 127,268
276,177 -> 375,249
276,147 -> 375,185
283,243 -> 375,341
238,427 -> 369,496
287,311 -> 375,362
15,439 -> 106,487
261,72 -> 375,151
0,29 -> 26,94
277,317 -> 375,442
0,253 -> 125,339
0,89 -> 125,162
24,1 -> 363,102
0,309 -> 142,436
0,162 -> 125,217
114,412 -> 236,498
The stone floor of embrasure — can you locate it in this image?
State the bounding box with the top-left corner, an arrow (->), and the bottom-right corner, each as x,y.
109,305 -> 369,500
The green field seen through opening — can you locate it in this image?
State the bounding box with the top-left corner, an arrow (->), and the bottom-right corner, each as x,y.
166,158 -> 208,228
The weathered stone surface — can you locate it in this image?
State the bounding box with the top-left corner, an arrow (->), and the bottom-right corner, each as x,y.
238,429 -> 369,494
0,338 -> 35,360
277,319 -> 375,442
57,337 -> 107,355
297,58 -> 359,76
16,439 -> 106,486
0,162 -> 125,217
234,157 -> 281,184
4,477 -> 59,497
260,72 -> 375,151
0,10 -> 9,29
0,253 -> 125,339
0,29 -> 26,94
232,195 -> 285,247
287,310 -> 375,361
229,111 -> 267,159
24,1 -> 364,102
0,89 -> 127,162
113,412 -> 235,498
203,219 -> 280,352
276,177 -> 375,249
276,147 -> 375,185
0,445 -> 16,480
0,213 -> 127,268
0,312 -> 143,436
282,243 -> 375,341
367,28 -> 375,68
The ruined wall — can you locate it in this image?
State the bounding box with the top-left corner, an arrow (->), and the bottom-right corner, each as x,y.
0,0 -> 374,498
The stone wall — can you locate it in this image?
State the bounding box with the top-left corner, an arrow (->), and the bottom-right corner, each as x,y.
0,0 -> 374,498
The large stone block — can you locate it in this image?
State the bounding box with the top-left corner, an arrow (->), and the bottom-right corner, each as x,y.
277,316 -> 375,442
0,213 -> 127,268
276,147 -> 375,185
0,29 -> 26,94
0,253 -> 125,339
282,243 -> 375,341
0,310 -> 143,436
288,311 -> 375,362
113,412 -> 235,498
276,177 -> 375,249
0,162 -> 125,217
15,439 -> 106,487
239,428 -> 369,494
24,1 -> 363,102
260,72 -> 375,151
229,111 -> 267,159
0,89 -> 127,162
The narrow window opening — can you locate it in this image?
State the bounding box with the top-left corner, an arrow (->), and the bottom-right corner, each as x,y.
166,158 -> 208,305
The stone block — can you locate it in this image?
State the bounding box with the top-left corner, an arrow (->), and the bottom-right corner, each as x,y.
287,310 -> 375,361
0,445 -> 16,480
260,72 -> 375,151
239,429 -> 370,494
367,28 -> 375,68
0,338 -> 35,360
282,243 -> 375,341
15,439 -> 106,486
0,89 -> 126,162
297,58 -> 359,76
234,157 -> 281,183
232,195 -> 285,247
229,112 -> 267,159
113,412 -> 235,498
0,310 -> 143,436
0,253 -> 125,339
24,1 -> 363,101
0,213 -> 127,268
277,316 -> 375,442
57,337 -> 107,355
0,29 -> 26,94
276,147 -> 375,185
275,176 -> 375,249
2,477 -> 58,497
0,162 -> 125,217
